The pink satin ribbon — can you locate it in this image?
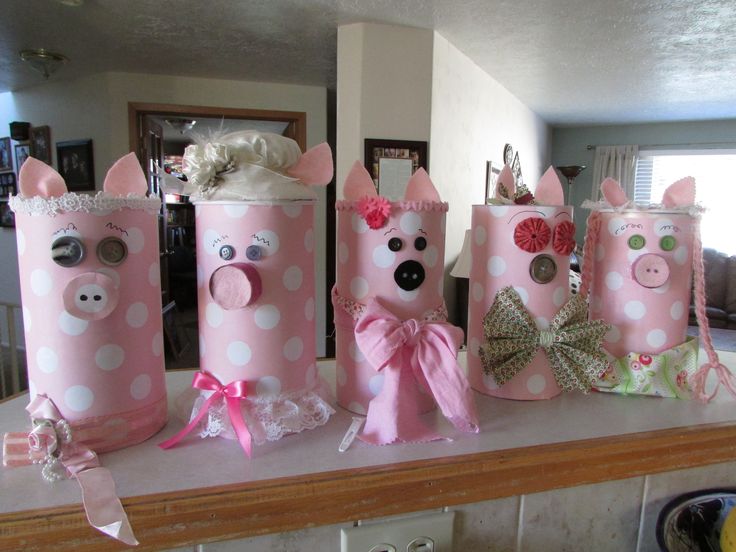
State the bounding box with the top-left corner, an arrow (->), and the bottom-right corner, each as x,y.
158,371 -> 252,457
21,395 -> 137,545
354,298 -> 479,445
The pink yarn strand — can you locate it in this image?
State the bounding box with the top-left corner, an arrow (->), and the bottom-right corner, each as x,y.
579,211 -> 600,300
690,222 -> 736,402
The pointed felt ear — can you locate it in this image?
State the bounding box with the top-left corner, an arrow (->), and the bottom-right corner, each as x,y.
495,164 -> 515,199
104,153 -> 147,197
404,168 -> 441,202
535,166 -> 564,205
286,142 -> 334,186
600,178 -> 628,207
343,161 -> 377,200
19,157 -> 67,198
662,176 -> 696,208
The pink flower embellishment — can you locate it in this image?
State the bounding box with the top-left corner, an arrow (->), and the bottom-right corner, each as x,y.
357,196 -> 392,229
513,217 -> 551,253
676,370 -> 688,388
552,220 -> 576,256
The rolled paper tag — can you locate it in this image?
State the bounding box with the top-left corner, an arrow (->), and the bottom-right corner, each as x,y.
209,263 -> 262,310
338,416 -> 365,452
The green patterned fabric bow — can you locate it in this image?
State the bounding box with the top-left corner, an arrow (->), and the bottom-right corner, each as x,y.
479,286 -> 610,392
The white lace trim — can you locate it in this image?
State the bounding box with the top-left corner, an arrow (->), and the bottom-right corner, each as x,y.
581,199 -> 705,217
9,192 -> 161,217
187,387 -> 335,444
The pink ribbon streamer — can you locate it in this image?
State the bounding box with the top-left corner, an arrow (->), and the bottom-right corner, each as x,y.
354,299 -> 479,445
22,395 -> 138,545
158,371 -> 252,457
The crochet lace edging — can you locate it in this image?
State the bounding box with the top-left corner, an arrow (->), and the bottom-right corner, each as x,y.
9,192 -> 161,216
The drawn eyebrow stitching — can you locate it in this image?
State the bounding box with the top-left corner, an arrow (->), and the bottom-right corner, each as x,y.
251,233 -> 271,246
211,234 -> 230,248
105,222 -> 129,236
383,227 -> 398,236
507,210 -> 546,224
418,228 -> 428,235
52,222 -> 78,235
555,212 -> 572,219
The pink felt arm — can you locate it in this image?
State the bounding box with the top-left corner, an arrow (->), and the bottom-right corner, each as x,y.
535,166 -> 564,205
343,161 -> 377,200
286,142 -> 334,186
19,157 -> 67,198
103,153 -> 147,197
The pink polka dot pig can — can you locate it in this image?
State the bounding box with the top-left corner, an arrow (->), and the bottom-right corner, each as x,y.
158,131 -> 335,457
467,166 -> 608,400
9,154 -> 167,452
333,163 -> 478,445
579,177 -> 734,400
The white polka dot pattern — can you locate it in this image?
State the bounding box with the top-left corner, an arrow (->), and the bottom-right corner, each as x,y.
124,227 -> 145,254
646,329 -> 667,349
526,374 -> 547,395
624,300 -> 647,320
254,305 -> 281,330
227,341 -> 252,366
31,269 -> 52,296
95,344 -> 125,371
487,256 -> 507,277
58,311 -> 89,336
399,212 -> 422,235
130,374 -> 152,400
65,385 -> 94,412
126,302 -> 149,328
283,337 -> 304,361
372,245 -> 396,268
282,266 -> 303,291
350,277 -> 369,300
224,204 -> 249,218
36,347 -> 58,374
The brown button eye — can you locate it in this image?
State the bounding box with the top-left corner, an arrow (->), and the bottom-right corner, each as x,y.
530,254 -> 557,284
97,237 -> 128,266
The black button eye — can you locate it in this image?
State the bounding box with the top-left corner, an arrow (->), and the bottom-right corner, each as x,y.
388,237 -> 403,252
245,245 -> 261,261
414,236 -> 427,251
219,245 -> 235,260
52,236 -> 85,267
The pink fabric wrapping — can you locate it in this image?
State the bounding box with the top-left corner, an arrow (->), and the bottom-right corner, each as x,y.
354,299 -> 479,445
159,372 -> 252,457
15,395 -> 137,545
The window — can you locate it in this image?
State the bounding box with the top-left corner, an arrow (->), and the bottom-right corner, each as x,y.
634,150 -> 736,254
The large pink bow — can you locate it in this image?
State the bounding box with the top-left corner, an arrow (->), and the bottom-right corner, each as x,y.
354,299 -> 479,445
17,395 -> 138,545
159,371 -> 252,457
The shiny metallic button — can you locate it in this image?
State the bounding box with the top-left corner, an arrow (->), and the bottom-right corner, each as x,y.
529,254 -> 557,284
97,237 -> 128,266
51,236 -> 85,267
245,245 -> 261,261
219,245 -> 235,261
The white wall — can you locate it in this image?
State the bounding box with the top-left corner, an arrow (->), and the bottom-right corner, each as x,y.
336,23 -> 434,193
429,33 -> 551,320
0,72 -> 329,354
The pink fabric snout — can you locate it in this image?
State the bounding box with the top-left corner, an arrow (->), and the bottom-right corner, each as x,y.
210,263 -> 262,310
632,254 -> 670,288
62,273 -> 119,321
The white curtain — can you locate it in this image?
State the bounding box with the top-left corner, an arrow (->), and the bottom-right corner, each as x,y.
590,145 -> 639,201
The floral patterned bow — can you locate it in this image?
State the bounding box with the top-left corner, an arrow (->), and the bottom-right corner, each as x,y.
183,142 -> 234,194
479,286 -> 609,392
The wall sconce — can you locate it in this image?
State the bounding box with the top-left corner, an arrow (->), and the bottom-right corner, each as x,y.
19,49 -> 68,80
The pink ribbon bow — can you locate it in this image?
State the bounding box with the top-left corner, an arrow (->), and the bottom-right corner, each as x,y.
16,395 -> 138,545
159,371 -> 252,457
354,299 -> 479,445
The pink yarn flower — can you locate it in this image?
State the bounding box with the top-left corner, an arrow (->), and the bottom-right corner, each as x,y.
357,196 -> 392,229
552,220 -> 577,256
513,217 -> 551,253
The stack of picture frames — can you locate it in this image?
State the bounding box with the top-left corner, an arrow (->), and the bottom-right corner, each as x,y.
0,125 -> 53,228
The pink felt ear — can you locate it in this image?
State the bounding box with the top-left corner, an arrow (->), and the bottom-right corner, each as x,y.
600,178 -> 628,207
343,161 -> 377,200
404,168 -> 441,202
495,164 -> 515,199
662,176 -> 696,208
103,153 -> 147,197
535,166 -> 564,205
19,157 -> 67,198
286,142 -> 334,186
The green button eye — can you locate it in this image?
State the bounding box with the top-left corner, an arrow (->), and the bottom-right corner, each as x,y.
660,235 -> 676,251
628,234 -> 646,250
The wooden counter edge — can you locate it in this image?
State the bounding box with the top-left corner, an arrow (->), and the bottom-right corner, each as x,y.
1,421 -> 735,551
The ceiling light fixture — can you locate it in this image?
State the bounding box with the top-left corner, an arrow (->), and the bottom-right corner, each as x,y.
164,119 -> 197,134
19,49 -> 68,79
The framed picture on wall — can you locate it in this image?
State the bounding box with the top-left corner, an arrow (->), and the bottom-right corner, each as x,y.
0,201 -> 15,228
485,161 -> 502,202
15,143 -> 30,171
30,126 -> 52,164
56,139 -> 95,191
364,138 -> 428,199
0,137 -> 12,172
0,172 -> 16,197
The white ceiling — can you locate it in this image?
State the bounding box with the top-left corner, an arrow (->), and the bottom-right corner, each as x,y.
3,0 -> 736,126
